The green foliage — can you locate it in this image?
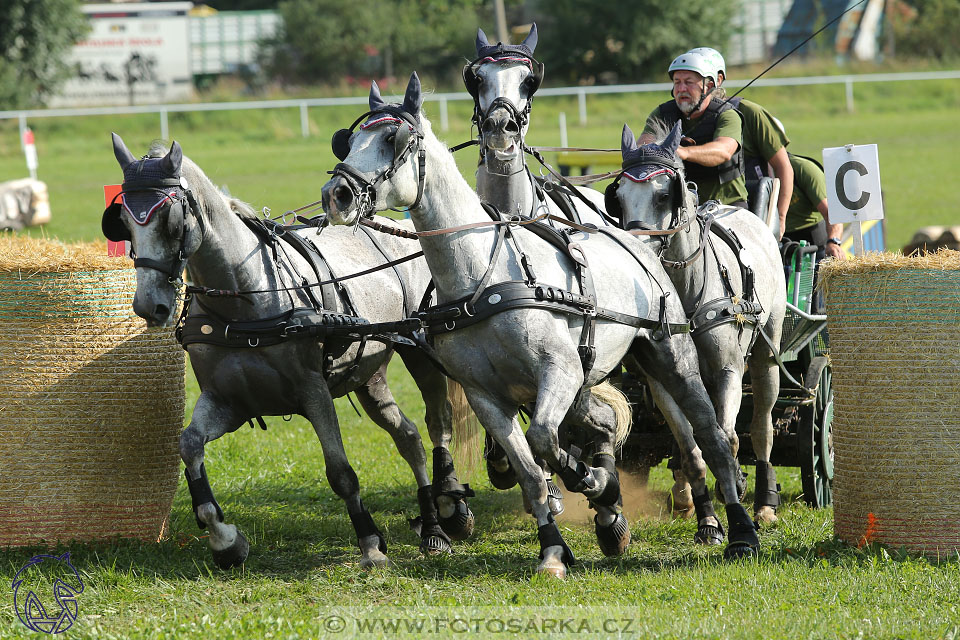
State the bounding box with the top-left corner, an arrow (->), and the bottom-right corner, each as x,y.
0,0 -> 90,109
532,0 -> 739,85
890,0 -> 960,61
264,0 -> 482,86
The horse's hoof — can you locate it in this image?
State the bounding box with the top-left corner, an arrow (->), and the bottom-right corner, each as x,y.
439,500 -> 474,541
723,503 -> 759,560
595,513 -> 631,557
210,530 -> 249,569
671,484 -> 693,515
486,458 -> 518,490
536,559 -> 567,579
420,534 -> 452,555
694,523 -> 725,546
360,552 -> 390,569
546,479 -> 564,517
755,505 -> 779,526
723,541 -> 758,560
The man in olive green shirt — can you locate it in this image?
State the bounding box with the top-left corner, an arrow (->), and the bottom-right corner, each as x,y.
639,49 -> 747,207
782,154 -> 845,261
685,47 -> 796,236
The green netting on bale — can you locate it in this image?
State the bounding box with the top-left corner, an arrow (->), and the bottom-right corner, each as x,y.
821,250 -> 960,559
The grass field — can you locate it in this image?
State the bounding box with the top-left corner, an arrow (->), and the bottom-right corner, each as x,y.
2,74 -> 960,639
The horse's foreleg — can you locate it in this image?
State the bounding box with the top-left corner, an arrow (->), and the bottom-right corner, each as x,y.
303,378 -> 387,568
632,335 -> 758,559
707,363 -> 748,504
646,378 -> 723,545
396,346 -> 475,540
353,363 -> 451,555
467,390 -> 573,578
180,392 -> 249,569
747,340 -> 782,525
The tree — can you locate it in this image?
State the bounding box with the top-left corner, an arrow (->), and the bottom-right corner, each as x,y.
531,0 -> 739,85
890,0 -> 960,61
263,0 -> 482,87
0,0 -> 90,109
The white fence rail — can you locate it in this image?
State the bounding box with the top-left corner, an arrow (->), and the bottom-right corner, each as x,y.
2,70 -> 958,144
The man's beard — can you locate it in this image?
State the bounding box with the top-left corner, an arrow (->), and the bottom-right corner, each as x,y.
677,97 -> 697,115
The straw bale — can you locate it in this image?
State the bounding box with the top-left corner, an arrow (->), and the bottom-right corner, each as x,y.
0,237 -> 184,546
823,250 -> 960,558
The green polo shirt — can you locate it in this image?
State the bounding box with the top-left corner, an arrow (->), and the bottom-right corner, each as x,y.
642,103 -> 748,206
738,99 -> 790,163
785,154 -> 827,233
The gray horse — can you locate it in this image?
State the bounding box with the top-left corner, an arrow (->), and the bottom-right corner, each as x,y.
465,24 -> 609,228
607,122 -> 787,538
102,133 -> 474,569
321,73 -> 759,577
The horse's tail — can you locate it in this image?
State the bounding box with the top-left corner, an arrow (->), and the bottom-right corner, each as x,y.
448,379 -> 483,483
589,380 -> 632,448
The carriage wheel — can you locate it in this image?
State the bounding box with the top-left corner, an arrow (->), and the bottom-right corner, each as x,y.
798,356 -> 834,508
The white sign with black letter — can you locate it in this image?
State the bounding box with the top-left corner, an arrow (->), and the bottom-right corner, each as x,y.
823,143 -> 883,256
823,144 -> 884,224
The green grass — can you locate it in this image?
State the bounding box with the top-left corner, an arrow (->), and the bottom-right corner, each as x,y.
2,77 -> 960,638
1,356 -> 959,639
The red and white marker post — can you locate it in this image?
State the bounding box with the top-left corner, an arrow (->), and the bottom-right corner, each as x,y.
23,128 -> 38,180
103,184 -> 131,258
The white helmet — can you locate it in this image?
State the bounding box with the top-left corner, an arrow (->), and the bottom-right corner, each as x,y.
667,48 -> 724,87
687,47 -> 726,84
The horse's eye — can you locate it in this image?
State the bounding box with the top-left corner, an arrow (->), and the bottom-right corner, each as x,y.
386,133 -> 396,144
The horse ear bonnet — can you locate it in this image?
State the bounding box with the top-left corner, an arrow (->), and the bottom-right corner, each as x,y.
331,128 -> 352,161
604,179 -> 622,220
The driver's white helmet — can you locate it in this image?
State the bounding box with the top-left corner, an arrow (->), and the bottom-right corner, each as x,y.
668,48 -> 724,87
686,47 -> 726,84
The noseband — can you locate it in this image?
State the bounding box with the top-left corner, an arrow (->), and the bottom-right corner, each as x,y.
101,173 -> 205,282
328,106 -> 426,220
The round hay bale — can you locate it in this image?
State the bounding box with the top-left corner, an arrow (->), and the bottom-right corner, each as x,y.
0,235 -> 184,546
820,249 -> 960,558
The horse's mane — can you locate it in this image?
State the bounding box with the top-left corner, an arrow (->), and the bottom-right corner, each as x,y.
644,118 -> 676,147
145,140 -> 258,220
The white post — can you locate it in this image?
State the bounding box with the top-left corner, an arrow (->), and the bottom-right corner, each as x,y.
160,109 -> 169,141
559,112 -> 568,148
439,97 -> 449,132
578,89 -> 587,125
852,220 -> 865,256
300,102 -> 309,138
845,77 -> 854,113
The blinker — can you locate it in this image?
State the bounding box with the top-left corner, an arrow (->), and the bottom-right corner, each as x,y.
331,128 -> 352,162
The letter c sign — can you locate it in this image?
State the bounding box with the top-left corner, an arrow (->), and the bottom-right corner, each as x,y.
823,144 -> 884,223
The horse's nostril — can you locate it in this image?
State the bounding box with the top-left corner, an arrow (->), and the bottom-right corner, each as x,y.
481,119 -> 496,134
334,185 -> 353,206
504,121 -> 520,135
155,304 -> 170,320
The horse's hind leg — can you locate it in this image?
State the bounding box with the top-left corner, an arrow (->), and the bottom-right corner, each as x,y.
397,346 -> 475,540
353,362 -> 451,555
747,334 -> 782,525
180,393 -> 250,569
303,376 -> 388,568
563,388 -> 631,556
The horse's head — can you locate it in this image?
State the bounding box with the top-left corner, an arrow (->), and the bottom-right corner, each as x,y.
322,72 -> 426,227
605,122 -> 694,237
102,133 -> 204,326
463,24 -> 543,165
